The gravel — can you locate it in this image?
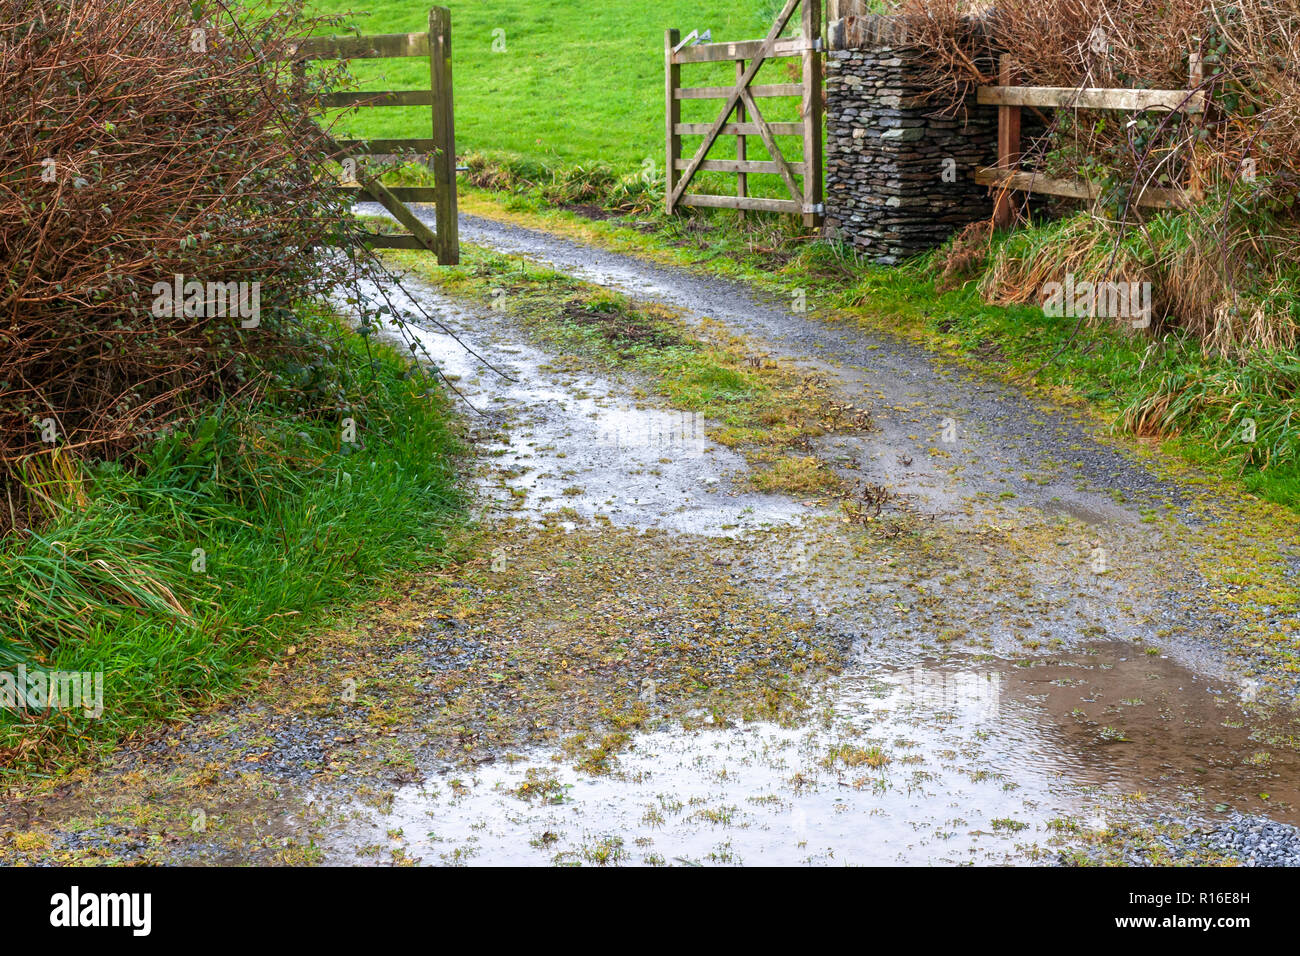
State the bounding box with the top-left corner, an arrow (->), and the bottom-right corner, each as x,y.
1196,812 -> 1300,866
1132,812 -> 1300,867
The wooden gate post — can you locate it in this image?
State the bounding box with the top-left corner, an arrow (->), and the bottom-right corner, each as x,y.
737,59 -> 748,218
1186,51 -> 1205,202
993,54 -> 1022,229
665,29 -> 681,216
430,6 -> 459,265
801,0 -> 823,228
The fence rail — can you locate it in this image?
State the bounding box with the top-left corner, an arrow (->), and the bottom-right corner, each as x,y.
979,53 -> 1204,225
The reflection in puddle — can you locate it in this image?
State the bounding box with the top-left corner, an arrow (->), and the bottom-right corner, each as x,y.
346,279 -> 803,536
1001,651 -> 1300,817
327,644 -> 1300,866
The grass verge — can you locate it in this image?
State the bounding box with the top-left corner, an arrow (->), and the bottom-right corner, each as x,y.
0,305 -> 466,777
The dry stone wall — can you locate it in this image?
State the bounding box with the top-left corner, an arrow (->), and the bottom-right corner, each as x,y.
824,18 -> 999,263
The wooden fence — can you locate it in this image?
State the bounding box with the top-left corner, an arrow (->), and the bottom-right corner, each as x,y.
289,7 -> 459,264
665,0 -> 823,226
975,53 -> 1206,226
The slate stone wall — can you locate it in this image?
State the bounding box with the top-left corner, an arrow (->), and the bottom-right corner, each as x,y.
824,19 -> 999,264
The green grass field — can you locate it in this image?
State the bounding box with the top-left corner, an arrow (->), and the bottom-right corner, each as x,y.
307,0 -> 806,175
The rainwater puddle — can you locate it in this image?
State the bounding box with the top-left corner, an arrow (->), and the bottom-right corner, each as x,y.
346,278 -> 803,536
325,645 -> 1299,866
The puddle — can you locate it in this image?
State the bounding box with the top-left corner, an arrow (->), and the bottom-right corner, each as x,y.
324,644 -> 1299,866
345,278 -> 803,536
990,651 -> 1300,812
326,662 -> 1066,867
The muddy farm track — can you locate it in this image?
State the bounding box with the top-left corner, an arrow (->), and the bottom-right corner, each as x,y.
5,209 -> 1300,867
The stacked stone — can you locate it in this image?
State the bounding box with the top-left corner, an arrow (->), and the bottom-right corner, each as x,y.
824,38 -> 998,264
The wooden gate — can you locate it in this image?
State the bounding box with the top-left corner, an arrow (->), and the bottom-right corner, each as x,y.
290,7 -> 459,264
665,0 -> 823,227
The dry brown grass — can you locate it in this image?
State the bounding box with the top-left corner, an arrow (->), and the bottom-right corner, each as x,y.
935,220 -> 993,291
893,0 -> 1300,354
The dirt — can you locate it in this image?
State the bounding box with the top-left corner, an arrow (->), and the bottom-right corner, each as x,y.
3,206 -> 1299,867
558,203 -> 621,222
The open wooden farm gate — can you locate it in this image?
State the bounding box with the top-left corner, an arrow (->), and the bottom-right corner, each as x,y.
289,6 -> 459,264
665,0 -> 823,227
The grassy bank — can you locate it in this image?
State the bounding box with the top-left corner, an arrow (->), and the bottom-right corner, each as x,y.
0,306 -> 466,776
